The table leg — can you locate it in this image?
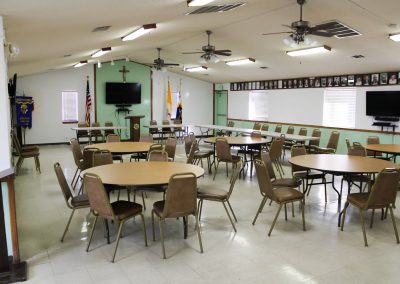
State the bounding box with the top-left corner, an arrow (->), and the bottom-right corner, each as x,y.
183,216 -> 188,239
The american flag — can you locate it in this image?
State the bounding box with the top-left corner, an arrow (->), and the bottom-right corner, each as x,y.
85,77 -> 91,125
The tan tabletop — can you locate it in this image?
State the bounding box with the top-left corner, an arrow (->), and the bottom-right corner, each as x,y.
204,136 -> 269,146
81,161 -> 205,186
85,142 -> 154,154
289,154 -> 398,174
364,144 -> 400,155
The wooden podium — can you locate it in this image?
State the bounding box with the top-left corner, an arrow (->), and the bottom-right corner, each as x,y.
125,115 -> 145,141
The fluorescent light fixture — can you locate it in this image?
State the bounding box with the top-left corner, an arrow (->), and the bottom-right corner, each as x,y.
91,47 -> 111,58
286,45 -> 331,57
185,66 -> 208,72
389,33 -> 400,42
226,58 -> 255,66
122,23 -> 157,41
187,0 -> 215,6
73,60 -> 88,68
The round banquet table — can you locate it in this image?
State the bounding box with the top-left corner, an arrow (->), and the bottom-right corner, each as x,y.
364,144 -> 400,160
85,142 -> 154,154
81,161 -> 205,186
204,136 -> 269,146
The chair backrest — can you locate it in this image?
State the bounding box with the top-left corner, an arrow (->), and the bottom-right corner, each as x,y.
164,137 -> 177,160
261,124 -> 269,131
70,138 -> 83,167
82,147 -> 100,170
274,125 -> 282,133
149,120 -> 158,135
286,126 -> 294,135
254,159 -> 277,201
251,131 -> 262,138
139,134 -> 154,142
77,122 -> 89,136
162,120 -> 172,132
348,145 -> 366,157
215,137 -> 233,162
54,162 -> 73,205
298,127 -> 307,136
309,128 -> 321,147
147,143 -> 163,159
367,136 -> 381,156
260,150 -> 277,180
83,173 -> 115,220
148,150 -> 169,161
184,135 -> 193,156
226,161 -> 243,199
226,121 -> 234,136
106,134 -> 120,143
290,145 -> 308,173
104,121 -> 114,136
92,150 -> 113,166
253,122 -> 262,130
91,122 -> 101,135
326,131 -> 340,151
161,173 -> 197,218
186,140 -> 198,164
269,136 -> 284,161
366,168 -> 400,208
10,130 -> 22,155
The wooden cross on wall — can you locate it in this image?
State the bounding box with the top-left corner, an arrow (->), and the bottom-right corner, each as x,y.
119,66 -> 130,82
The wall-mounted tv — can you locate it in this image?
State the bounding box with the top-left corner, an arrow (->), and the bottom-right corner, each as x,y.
105,82 -> 141,105
366,91 -> 400,117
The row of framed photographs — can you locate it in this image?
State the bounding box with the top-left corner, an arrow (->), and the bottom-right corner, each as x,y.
230,72 -> 400,91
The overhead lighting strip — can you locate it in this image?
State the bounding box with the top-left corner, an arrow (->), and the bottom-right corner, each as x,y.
286,45 -> 332,57
122,23 -> 157,41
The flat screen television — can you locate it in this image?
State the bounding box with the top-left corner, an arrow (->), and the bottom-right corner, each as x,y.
105,82 -> 141,105
366,91 -> 400,117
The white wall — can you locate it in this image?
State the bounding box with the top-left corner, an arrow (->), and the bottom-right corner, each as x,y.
225,82 -> 400,131
152,71 -> 213,135
17,66 -> 94,144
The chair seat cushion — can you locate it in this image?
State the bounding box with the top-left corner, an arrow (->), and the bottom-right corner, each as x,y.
71,194 -> 90,207
274,187 -> 304,203
153,200 -> 165,216
194,150 -> 213,158
272,178 -> 302,188
112,200 -> 142,221
197,186 -> 228,200
347,193 -> 369,208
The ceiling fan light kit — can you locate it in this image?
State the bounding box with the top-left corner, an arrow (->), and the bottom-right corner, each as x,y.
122,23 -> 157,41
389,33 -> 400,42
185,66 -> 208,72
199,53 -> 219,64
187,0 -> 215,6
91,47 -> 112,58
73,60 -> 88,68
225,58 -> 255,66
286,45 -> 331,57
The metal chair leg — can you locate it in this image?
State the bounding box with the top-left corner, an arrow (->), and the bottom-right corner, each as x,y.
252,196 -> 268,225
86,215 -> 98,252
301,199 -> 306,231
370,209 -> 375,228
159,218 -> 166,259
213,161 -> 220,180
222,202 -> 236,232
139,213 -> 148,247
111,220 -> 125,262
151,210 -> 156,241
226,200 -> 237,222
61,209 -> 75,242
340,201 -> 349,231
359,209 -> 368,247
388,206 -> 400,244
268,204 -> 283,236
195,211 -> 203,253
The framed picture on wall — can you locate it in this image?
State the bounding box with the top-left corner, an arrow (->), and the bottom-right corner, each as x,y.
371,73 -> 379,85
355,75 -> 363,86
288,79 -> 293,88
380,73 -> 388,85
340,76 -> 348,86
298,79 -> 303,88
321,77 -> 327,87
315,78 -> 321,87
309,78 -> 315,87
282,80 -> 287,88
293,79 -> 298,88
363,74 -> 370,86
333,76 -> 340,86
277,80 -> 282,88
348,75 -> 355,86
388,73 -> 397,85
269,81 -> 273,89
304,78 -> 309,88
327,77 -> 333,87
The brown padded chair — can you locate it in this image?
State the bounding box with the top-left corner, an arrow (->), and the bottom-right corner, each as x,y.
286,126 -> 294,135
261,124 -> 269,131
341,145 -> 370,194
84,173 -> 147,262
253,159 -> 305,236
213,137 -> 242,181
306,128 -> 321,152
366,136 -> 383,158
197,161 -> 242,232
70,138 -> 84,189
184,133 -> 213,174
162,119 -> 174,140
164,137 -> 177,161
186,140 -> 198,165
309,130 -> 340,154
90,122 -> 104,142
268,135 -> 285,178
103,121 -> 115,138
76,122 -> 90,143
341,168 -> 400,247
105,134 -> 123,162
11,130 -> 41,175
274,125 -> 282,133
149,119 -> 161,142
54,162 -> 90,242
151,172 -> 203,259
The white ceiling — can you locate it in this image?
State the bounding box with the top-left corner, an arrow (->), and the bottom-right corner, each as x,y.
2,0 -> 400,83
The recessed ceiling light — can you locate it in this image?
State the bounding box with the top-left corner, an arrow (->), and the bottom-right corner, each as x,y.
225,58 -> 255,66
286,45 -> 331,57
187,0 -> 215,6
389,33 -> 400,42
352,54 -> 365,59
260,66 -> 268,69
73,60 -> 88,68
122,24 -> 157,41
91,47 -> 112,58
185,66 -> 208,72
92,26 -> 111,32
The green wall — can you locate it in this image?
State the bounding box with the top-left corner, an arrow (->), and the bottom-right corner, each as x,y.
95,60 -> 151,140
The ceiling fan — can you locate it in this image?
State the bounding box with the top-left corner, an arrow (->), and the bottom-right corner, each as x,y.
148,48 -> 179,71
263,0 -> 334,46
183,30 -> 232,63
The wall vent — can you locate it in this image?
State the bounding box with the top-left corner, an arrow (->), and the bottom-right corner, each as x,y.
186,3 -> 245,15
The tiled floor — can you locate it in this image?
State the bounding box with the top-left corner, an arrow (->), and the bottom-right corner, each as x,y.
14,143 -> 400,283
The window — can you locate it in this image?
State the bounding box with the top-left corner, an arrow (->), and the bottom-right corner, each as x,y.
62,91 -> 78,123
248,91 -> 268,120
323,88 -> 356,128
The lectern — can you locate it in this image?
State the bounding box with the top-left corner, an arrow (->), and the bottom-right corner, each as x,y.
125,115 -> 145,141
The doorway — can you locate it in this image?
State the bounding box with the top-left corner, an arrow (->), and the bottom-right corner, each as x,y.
214,90 -> 228,126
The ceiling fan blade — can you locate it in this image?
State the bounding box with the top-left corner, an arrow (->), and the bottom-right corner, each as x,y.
282,24 -> 292,29
309,29 -> 334,37
313,22 -> 339,30
214,51 -> 231,56
182,51 -> 204,54
262,31 -> 292,36
214,49 -> 231,53
164,63 -> 180,66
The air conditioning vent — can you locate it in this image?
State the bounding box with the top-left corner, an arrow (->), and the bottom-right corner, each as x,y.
317,20 -> 362,39
92,25 -> 111,32
185,3 -> 245,15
